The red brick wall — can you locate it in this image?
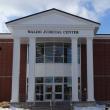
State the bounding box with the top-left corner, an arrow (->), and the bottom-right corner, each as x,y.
81,40 -> 110,101
81,44 -> 87,101
19,44 -> 27,102
1,38 -> 110,102
0,39 -> 27,102
0,39 -> 13,101
94,39 -> 110,101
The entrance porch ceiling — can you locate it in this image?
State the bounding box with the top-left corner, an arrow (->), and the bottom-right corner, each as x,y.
20,37 -> 86,44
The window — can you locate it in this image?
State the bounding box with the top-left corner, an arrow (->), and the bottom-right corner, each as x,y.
36,43 -> 44,63
36,42 -> 72,63
54,77 -> 63,83
45,43 -> 54,63
35,77 -> 43,83
54,44 -> 64,63
64,43 -> 71,63
45,77 -> 53,83
78,45 -> 80,64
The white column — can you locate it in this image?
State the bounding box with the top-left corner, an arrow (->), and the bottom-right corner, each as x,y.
71,37 -> 79,102
87,38 -> 94,101
27,37 -> 36,102
11,38 -> 20,102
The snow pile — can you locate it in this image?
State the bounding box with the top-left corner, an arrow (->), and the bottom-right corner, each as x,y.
0,108 -> 29,110
0,102 -> 10,108
74,106 -> 105,110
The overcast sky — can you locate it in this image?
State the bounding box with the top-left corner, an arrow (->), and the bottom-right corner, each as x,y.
0,0 -> 110,33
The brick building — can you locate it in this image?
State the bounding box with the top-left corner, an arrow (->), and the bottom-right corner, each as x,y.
0,8 -> 110,103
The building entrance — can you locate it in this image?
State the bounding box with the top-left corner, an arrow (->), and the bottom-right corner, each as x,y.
44,83 -> 63,101
35,77 -> 72,101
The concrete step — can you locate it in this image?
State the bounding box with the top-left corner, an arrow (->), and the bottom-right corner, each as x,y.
30,106 -> 51,110
11,101 -> 106,110
30,106 -> 70,110
11,101 -> 71,110
30,102 -> 70,110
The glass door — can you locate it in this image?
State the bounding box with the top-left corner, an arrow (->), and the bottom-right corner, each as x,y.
35,84 -> 43,101
35,77 -> 44,101
54,84 -> 63,101
44,77 -> 63,101
44,84 -> 63,101
44,77 -> 53,101
54,77 -> 63,101
35,77 -> 72,101
45,84 -> 53,101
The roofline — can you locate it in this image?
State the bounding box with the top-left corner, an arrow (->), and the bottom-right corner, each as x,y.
0,33 -> 11,35
95,34 -> 110,38
96,34 -> 110,35
55,9 -> 100,25
0,33 -> 13,39
94,37 -> 110,39
6,8 -> 100,25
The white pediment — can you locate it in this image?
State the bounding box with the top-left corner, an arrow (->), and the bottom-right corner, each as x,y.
6,9 -> 100,37
6,9 -> 100,27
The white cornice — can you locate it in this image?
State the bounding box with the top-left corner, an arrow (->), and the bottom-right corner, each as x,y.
0,33 -> 13,39
9,24 -> 95,31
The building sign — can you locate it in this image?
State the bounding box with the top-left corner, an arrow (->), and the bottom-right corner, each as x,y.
27,30 -> 79,35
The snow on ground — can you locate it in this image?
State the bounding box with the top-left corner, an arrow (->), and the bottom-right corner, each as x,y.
0,108 -> 29,110
0,106 -> 107,110
74,106 -> 105,110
